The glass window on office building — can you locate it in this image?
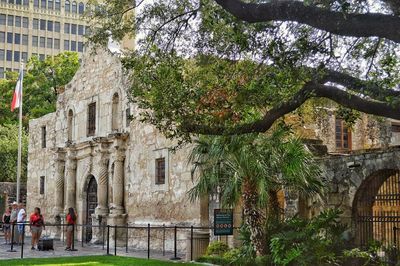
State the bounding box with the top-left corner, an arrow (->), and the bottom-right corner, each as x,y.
6,50 -> 12,61
14,33 -> 20,44
40,36 -> 45,47
65,0 -> 70,12
33,18 -> 39,29
0,32 -> 5,43
15,16 -> 21,27
32,35 -> 38,46
78,41 -> 83,52
23,0 -> 28,5
55,0 -> 60,10
71,40 -> 76,51
54,21 -> 60,32
64,40 -> 69,50
22,34 -> 28,45
7,32 -> 12,44
71,24 -> 77,34
22,17 -> 28,28
16,0 -> 21,4
0,68 -> 4,79
48,0 -> 53,9
78,25 -> 84,35
39,54 -> 45,61
72,1 -> 77,13
47,38 -> 52,48
78,2 -> 84,14
7,15 -> 13,26
22,52 -> 27,62
54,38 -> 60,49
34,0 -> 39,7
14,51 -> 20,62
64,23 -> 70,34
40,0 -> 46,8
47,20 -> 53,31
0,49 -> 4,60
0,14 -> 5,25
40,19 -> 46,30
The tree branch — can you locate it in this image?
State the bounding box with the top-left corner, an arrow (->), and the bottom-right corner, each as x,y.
182,82 -> 400,135
214,0 -> 400,43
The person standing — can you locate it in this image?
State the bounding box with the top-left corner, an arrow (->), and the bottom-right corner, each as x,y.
2,206 -> 11,244
65,207 -> 77,251
10,202 -> 19,244
29,207 -> 45,250
17,203 -> 26,245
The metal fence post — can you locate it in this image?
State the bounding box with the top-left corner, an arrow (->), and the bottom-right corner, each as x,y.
71,224 -> 77,251
190,226 -> 194,261
125,225 -> 129,253
114,225 -> 117,256
8,223 -> 16,252
147,223 -> 150,259
81,224 -> 84,247
102,224 -> 105,250
170,225 -> 181,260
394,226 -> 397,248
20,223 -> 25,259
162,224 -> 165,256
106,225 -> 110,255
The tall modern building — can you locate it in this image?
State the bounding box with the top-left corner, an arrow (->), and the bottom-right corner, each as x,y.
0,0 -> 88,78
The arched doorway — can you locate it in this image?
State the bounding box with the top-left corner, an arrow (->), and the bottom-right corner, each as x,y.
86,176 -> 98,242
353,169 -> 400,250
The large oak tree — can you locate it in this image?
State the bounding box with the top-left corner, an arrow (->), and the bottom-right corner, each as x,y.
88,0 -> 400,140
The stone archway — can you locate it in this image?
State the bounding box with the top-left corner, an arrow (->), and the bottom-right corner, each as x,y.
85,175 -> 98,242
353,169 -> 400,249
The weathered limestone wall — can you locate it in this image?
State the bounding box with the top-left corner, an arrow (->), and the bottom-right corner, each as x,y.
0,182 -> 27,214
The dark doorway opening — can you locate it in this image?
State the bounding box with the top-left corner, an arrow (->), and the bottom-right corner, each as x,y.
86,176 -> 97,242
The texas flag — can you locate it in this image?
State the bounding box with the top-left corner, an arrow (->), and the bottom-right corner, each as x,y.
11,69 -> 23,112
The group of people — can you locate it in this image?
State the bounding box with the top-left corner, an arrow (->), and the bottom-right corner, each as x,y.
2,203 -> 77,251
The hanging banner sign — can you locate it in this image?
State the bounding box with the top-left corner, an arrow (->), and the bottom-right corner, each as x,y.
214,209 -> 233,236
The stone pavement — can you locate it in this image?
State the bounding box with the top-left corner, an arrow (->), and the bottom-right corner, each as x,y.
0,235 -> 186,261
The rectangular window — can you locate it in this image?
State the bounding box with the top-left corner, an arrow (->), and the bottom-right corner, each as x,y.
71,24 -> 77,34
54,21 -> 60,32
15,16 -> 21,27
78,25 -> 84,35
0,32 -> 4,43
54,38 -> 60,49
392,123 -> 400,133
85,26 -> 91,36
126,108 -> 131,127
41,126 -> 46,148
0,49 -> 4,60
0,14 -> 5,25
7,15 -> 13,26
39,54 -> 45,61
46,38 -> 52,48
39,176 -> 45,195
87,102 -> 96,136
7,32 -> 12,44
64,23 -> 70,34
0,67 -> 4,79
22,17 -> 28,28
21,52 -> 27,62
63,39 -> 69,50
14,33 -> 20,44
33,18 -> 39,29
71,40 -> 76,51
48,0 -> 53,9
78,41 -> 83,52
40,19 -> 46,30
22,34 -> 28,45
6,50 -> 12,61
335,119 -> 351,151
14,51 -> 20,62
47,20 -> 53,31
155,158 -> 166,185
40,36 -> 45,47
33,0 -> 39,7
40,0 -> 46,9
32,35 -> 38,47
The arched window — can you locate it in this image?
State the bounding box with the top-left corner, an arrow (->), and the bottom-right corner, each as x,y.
78,2 -> 84,14
111,93 -> 120,131
65,0 -> 70,12
48,0 -> 53,9
67,109 -> 73,141
71,1 -> 77,13
55,0 -> 60,10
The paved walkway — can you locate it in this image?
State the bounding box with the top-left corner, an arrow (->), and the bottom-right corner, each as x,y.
0,235 -> 186,261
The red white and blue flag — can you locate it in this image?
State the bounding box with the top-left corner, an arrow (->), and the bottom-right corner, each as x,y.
11,69 -> 23,112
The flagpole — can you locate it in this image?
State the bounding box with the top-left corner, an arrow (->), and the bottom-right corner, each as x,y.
16,61 -> 23,203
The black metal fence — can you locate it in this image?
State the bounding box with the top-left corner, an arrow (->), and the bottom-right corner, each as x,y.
0,222 -> 237,261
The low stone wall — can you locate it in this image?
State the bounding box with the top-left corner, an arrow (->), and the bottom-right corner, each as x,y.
0,182 -> 27,213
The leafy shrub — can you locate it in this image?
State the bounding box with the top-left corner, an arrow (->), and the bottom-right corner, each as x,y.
197,255 -> 231,265
206,241 -> 230,256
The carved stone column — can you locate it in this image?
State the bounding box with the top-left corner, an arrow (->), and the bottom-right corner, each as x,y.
111,154 -> 125,215
95,156 -> 109,216
65,154 -> 77,211
53,152 -> 65,239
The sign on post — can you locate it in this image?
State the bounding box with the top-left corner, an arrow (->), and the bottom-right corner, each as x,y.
214,209 -> 233,236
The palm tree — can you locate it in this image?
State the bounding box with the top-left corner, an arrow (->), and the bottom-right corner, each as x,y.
188,125 -> 324,255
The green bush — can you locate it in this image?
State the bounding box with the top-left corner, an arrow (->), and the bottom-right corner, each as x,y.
197,255 -> 231,265
206,241 -> 230,256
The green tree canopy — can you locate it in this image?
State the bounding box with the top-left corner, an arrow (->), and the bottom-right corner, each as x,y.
88,0 -> 400,141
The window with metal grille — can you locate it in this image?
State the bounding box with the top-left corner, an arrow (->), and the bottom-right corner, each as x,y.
41,126 -> 46,148
155,158 -> 166,185
87,102 -> 96,136
335,118 -> 351,151
391,123 -> 400,133
39,176 -> 45,194
126,108 -> 131,127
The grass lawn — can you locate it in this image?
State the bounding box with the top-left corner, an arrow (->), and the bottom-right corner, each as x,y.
0,255 -> 203,266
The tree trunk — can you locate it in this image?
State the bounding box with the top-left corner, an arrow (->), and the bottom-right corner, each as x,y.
242,177 -> 267,256
267,189 -> 281,223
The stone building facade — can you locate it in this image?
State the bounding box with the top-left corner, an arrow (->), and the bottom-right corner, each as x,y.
27,48 -> 400,252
